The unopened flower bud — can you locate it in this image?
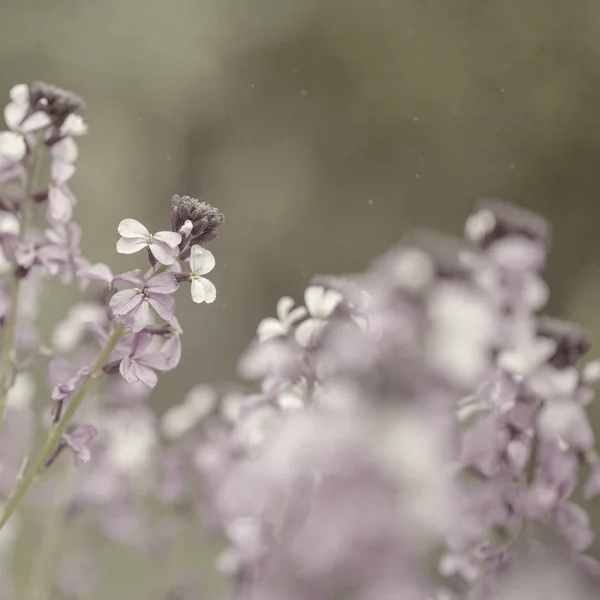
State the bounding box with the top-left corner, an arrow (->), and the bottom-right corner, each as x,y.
29,81 -> 85,126
537,316 -> 593,369
170,195 -> 224,246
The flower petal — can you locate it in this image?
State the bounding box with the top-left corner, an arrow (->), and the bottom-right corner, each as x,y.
304,286 -> 325,317
51,160 -> 75,185
48,186 -> 74,224
276,296 -> 294,321
77,263 -> 113,284
295,318 -> 326,347
120,357 -> 158,388
9,84 -> 29,104
117,218 -> 150,239
50,137 -> 78,162
109,289 -> 142,316
147,293 -> 175,321
146,272 -> 178,294
4,103 -> 27,130
257,317 -> 288,342
191,278 -> 205,303
149,240 -> 178,265
192,277 -> 216,304
190,245 -> 215,275
21,111 -> 51,134
0,131 -> 26,162
60,114 -> 88,137
319,289 -> 343,318
127,300 -> 152,333
116,237 -> 148,254
153,231 -> 182,248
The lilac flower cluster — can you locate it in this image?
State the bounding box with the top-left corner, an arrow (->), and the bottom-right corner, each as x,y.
0,82 -> 224,596
172,200 -> 600,599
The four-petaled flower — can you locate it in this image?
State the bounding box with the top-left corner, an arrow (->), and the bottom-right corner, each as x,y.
109,272 -> 178,332
116,218 -> 181,266
189,245 -> 216,304
119,331 -> 170,388
295,286 -> 343,347
257,296 -> 307,342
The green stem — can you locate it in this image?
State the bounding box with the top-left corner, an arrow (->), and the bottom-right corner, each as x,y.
0,323 -> 126,531
23,467 -> 74,600
0,144 -> 44,431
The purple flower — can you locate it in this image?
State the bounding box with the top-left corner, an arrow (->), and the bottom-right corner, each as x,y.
119,331 -> 170,388
116,218 -> 181,266
46,154 -> 77,225
46,424 -> 98,468
109,272 -> 178,332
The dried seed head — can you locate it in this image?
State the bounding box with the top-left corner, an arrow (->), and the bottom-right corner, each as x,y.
170,195 -> 224,246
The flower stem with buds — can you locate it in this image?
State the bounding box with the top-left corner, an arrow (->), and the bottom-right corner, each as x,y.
0,323 -> 126,531
0,143 -> 43,431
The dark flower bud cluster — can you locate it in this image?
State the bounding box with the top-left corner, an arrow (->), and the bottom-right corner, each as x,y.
28,81 -> 85,127
170,194 -> 224,254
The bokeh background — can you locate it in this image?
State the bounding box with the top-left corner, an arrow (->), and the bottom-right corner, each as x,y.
3,0 -> 600,596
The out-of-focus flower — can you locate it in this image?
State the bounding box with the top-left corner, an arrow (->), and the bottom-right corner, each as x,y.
295,285 -> 342,347
109,272 -> 178,332
161,384 -> 217,440
257,296 -> 306,342
46,424 -> 98,467
52,303 -> 106,353
119,331 -> 170,388
116,218 -> 181,265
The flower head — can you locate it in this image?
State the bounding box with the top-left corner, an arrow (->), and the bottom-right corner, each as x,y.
295,285 -> 343,347
257,296 -> 307,342
189,245 -> 216,304
170,195 -> 224,247
109,272 -> 178,332
116,218 -> 181,266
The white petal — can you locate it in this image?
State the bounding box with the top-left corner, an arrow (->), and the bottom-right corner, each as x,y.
295,318 -> 326,347
0,132 -> 26,162
304,286 -> 325,317
4,103 -> 27,130
319,289 -> 343,317
190,245 -> 215,275
287,305 -> 308,324
116,237 -> 148,254
191,277 -> 216,304
583,360 -> 600,384
117,218 -> 150,239
276,296 -> 294,321
0,212 -> 19,235
153,231 -> 182,248
50,137 -> 78,163
149,242 -> 177,265
191,278 -> 205,303
257,317 -> 288,342
60,114 -> 88,137
21,111 -> 51,134
9,84 -> 29,104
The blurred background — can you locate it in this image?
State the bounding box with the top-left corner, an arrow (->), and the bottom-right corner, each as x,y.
3,0 -> 600,596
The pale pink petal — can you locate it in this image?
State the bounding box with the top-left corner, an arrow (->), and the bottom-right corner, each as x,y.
257,317 -> 288,341
147,293 -> 175,321
120,357 -> 157,388
116,237 -> 148,254
117,218 -> 150,239
21,111 -> 51,134
319,289 -> 343,317
109,289 -> 142,316
146,272 -> 178,294
138,351 -> 170,371
51,160 -> 75,184
50,136 -> 78,162
190,245 -> 215,275
4,103 -> 27,130
127,300 -> 152,333
130,331 -> 154,356
48,186 -> 74,224
149,241 -> 177,265
153,231 -> 182,248
0,132 -> 26,162
161,335 -> 181,369
113,270 -> 143,286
